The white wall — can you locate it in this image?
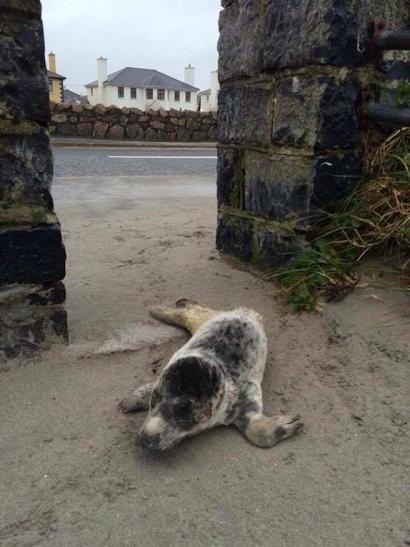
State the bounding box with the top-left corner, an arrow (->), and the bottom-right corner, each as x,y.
210,70 -> 219,111
87,86 -> 197,111
199,94 -> 211,112
198,70 -> 219,112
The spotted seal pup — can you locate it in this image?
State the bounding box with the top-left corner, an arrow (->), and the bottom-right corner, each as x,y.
120,299 -> 302,452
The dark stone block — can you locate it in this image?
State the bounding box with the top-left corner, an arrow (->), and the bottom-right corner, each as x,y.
312,151 -> 362,207
28,281 -> 66,305
51,113 -> 68,124
218,83 -> 273,147
55,123 -> 77,136
208,125 -> 217,140
0,283 -> 68,361
216,213 -> 254,262
192,130 -> 209,142
244,152 -> 312,224
217,147 -> 244,209
221,0 -> 236,7
51,309 -> 68,339
0,14 -> 49,124
0,131 -> 53,208
107,124 -> 124,139
152,120 -> 165,130
0,225 -> 66,284
187,119 -> 201,131
216,212 -> 306,268
77,123 -> 93,137
261,0 -> 359,71
169,108 -> 183,118
357,1 -> 409,38
126,123 -> 144,139
105,107 -> 122,124
0,0 -> 41,16
218,0 -> 262,82
254,224 -> 306,269
383,61 -> 410,81
272,74 -> 359,150
272,76 -> 321,149
93,121 -> 109,138
245,178 -> 312,224
1,316 -> 45,359
318,77 -> 359,150
175,127 -> 190,141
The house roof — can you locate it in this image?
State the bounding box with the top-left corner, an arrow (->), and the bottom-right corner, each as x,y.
47,69 -> 65,80
64,88 -> 88,104
199,88 -> 211,96
85,67 -> 199,92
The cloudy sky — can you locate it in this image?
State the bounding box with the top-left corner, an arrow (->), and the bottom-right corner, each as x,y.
42,0 -> 221,95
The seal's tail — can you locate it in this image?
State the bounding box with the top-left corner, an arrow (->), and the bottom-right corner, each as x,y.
150,298 -> 220,335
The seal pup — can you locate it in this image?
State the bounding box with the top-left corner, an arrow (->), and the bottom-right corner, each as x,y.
120,299 -> 302,452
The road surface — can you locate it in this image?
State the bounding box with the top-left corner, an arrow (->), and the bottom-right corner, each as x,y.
53,146 -> 217,177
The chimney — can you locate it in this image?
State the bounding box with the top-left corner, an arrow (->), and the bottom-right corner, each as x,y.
184,64 -> 195,87
48,52 -> 56,73
210,69 -> 219,110
97,57 -> 108,86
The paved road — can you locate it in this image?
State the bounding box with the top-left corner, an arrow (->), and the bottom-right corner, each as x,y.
53,146 -> 217,177
51,145 -> 216,210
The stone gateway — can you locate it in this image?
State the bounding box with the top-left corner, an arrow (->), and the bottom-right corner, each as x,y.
216,0 -> 408,267
0,0 -> 67,359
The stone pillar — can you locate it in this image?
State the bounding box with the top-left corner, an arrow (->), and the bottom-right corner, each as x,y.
216,0 -> 408,268
0,0 -> 67,359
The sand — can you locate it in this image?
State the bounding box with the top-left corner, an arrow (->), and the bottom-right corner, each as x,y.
1,173 -> 408,546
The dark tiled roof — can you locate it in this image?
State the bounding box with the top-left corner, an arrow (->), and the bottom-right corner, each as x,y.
85,67 -> 199,92
64,88 -> 88,104
199,88 -> 211,96
47,69 -> 65,80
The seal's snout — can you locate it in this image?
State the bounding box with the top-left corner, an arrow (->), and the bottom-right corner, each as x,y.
138,431 -> 162,453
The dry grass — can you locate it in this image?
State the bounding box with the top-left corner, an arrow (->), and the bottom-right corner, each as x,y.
277,128 -> 409,311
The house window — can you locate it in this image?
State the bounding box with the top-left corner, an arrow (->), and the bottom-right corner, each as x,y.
174,90 -> 180,102
146,88 -> 153,100
90,88 -> 93,96
48,78 -> 53,92
185,91 -> 191,103
131,87 -> 137,99
118,86 -> 124,98
157,89 -> 165,101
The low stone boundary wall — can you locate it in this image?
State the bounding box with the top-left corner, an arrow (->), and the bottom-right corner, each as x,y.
49,103 -> 217,142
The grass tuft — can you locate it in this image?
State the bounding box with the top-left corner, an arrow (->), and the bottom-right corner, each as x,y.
276,128 -> 410,311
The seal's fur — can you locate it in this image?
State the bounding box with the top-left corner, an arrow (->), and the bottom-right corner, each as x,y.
120,299 -> 302,452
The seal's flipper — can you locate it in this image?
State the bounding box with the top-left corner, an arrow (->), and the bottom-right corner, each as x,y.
150,299 -> 220,335
119,382 -> 154,413
235,412 -> 303,448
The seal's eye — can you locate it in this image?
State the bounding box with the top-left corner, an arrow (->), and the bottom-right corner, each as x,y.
149,389 -> 162,409
173,400 -> 192,417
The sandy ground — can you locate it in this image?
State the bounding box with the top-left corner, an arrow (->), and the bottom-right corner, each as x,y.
1,171 -> 409,546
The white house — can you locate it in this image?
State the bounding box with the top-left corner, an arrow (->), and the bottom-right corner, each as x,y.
199,70 -> 219,112
85,58 -> 199,111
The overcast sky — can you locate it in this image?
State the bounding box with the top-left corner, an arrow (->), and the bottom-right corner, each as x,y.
42,0 -> 221,94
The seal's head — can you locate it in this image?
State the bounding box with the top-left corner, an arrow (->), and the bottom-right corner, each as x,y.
138,355 -> 224,452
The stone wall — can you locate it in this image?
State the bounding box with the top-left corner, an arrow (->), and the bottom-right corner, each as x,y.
50,103 -> 218,142
216,0 -> 409,268
0,0 -> 67,359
